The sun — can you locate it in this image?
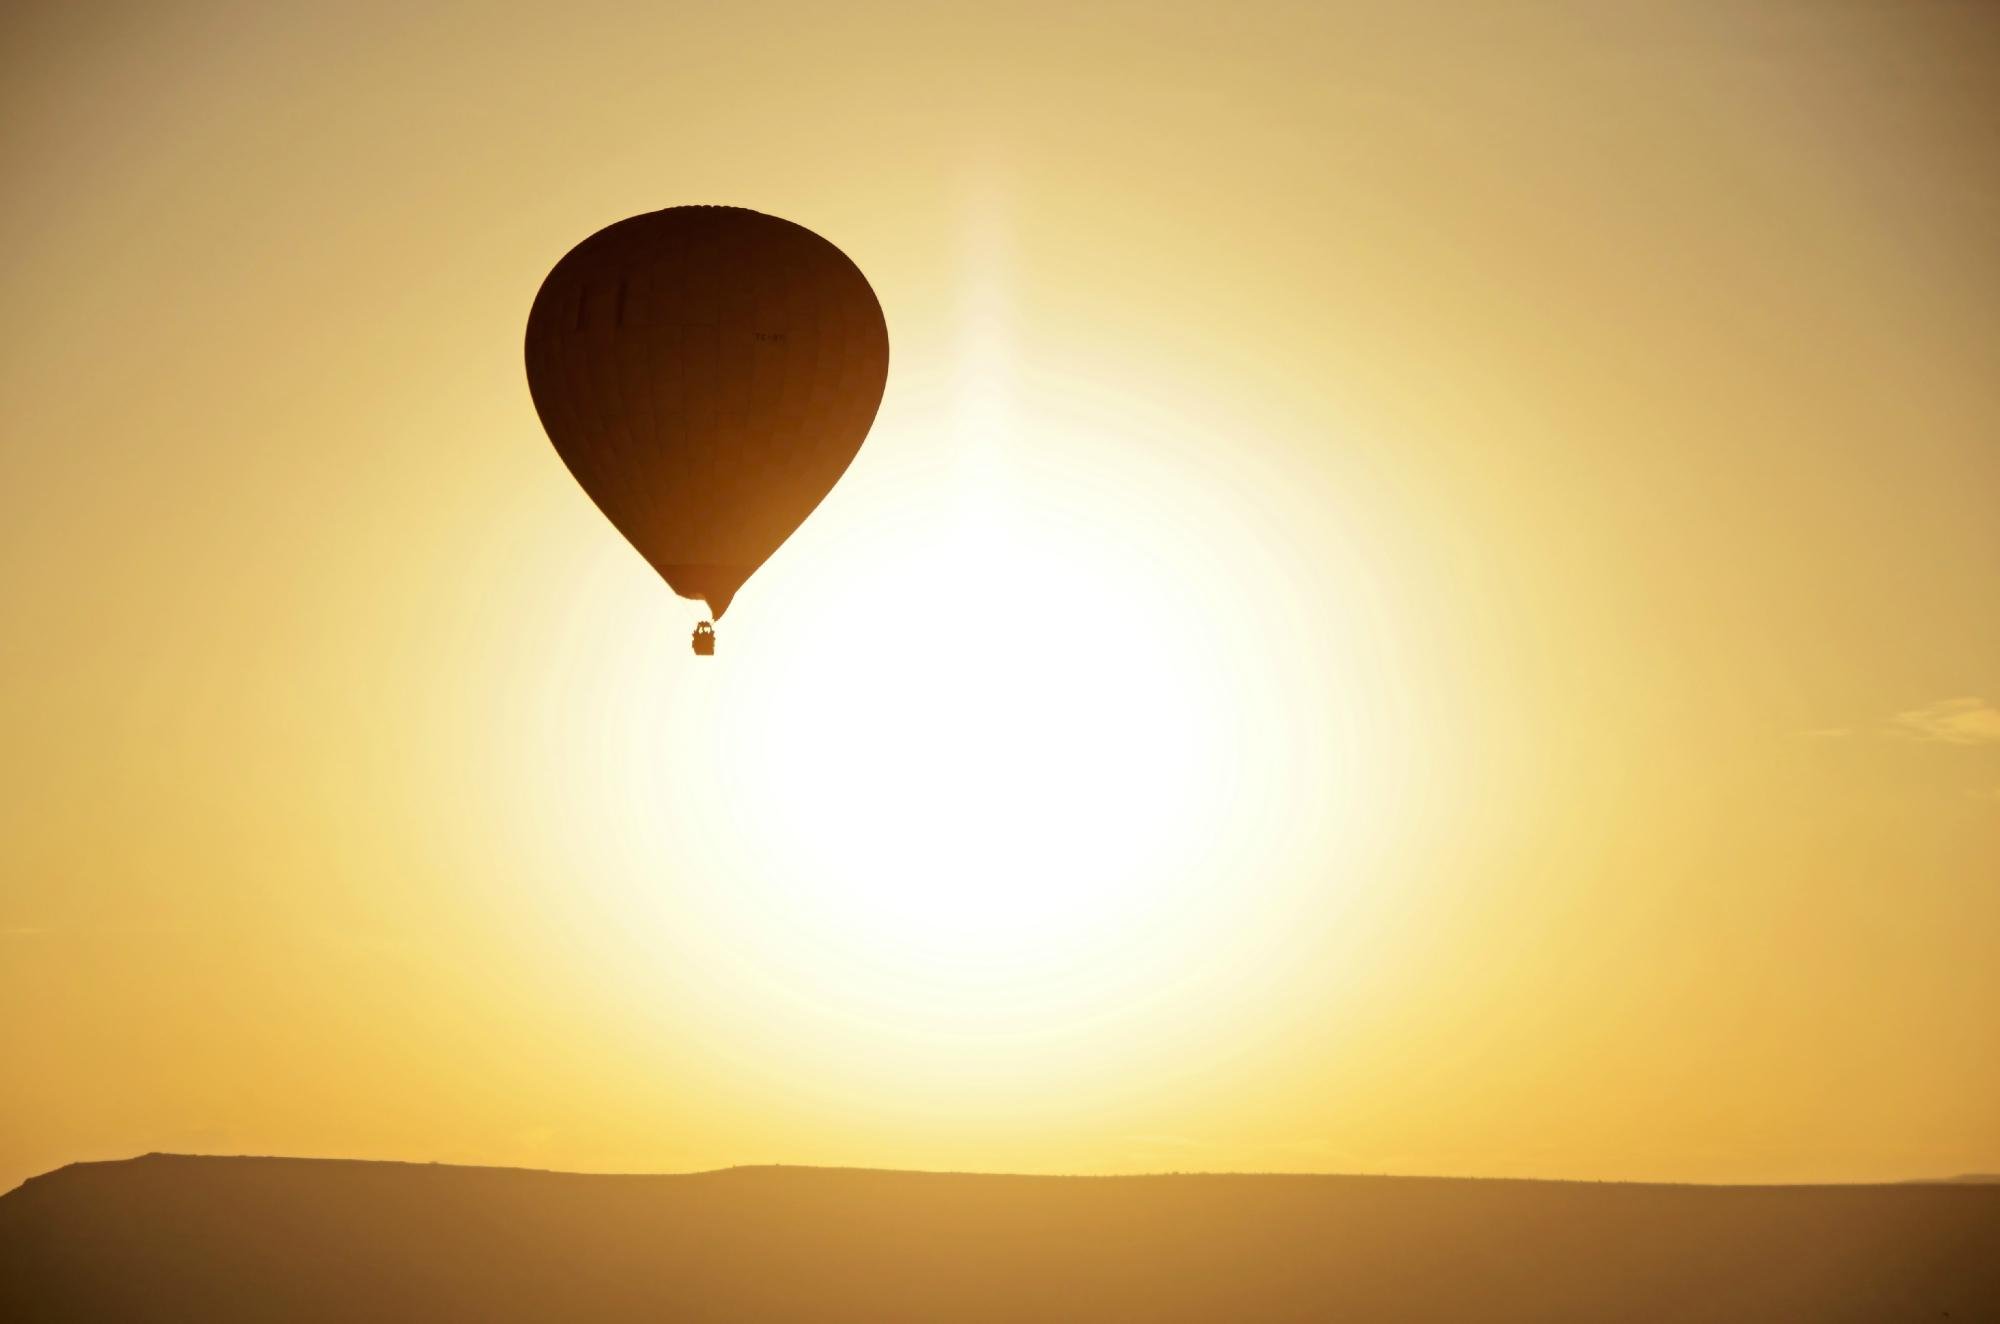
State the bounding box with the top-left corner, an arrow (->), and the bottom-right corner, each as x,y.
712,472 -> 1229,987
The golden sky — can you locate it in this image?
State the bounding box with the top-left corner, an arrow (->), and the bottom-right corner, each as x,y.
4,0 -> 1996,1193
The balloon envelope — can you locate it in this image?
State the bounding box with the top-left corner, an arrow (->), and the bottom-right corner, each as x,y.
525,206 -> 889,619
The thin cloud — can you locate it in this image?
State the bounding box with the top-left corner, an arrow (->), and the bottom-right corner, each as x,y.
1891,697 -> 2000,745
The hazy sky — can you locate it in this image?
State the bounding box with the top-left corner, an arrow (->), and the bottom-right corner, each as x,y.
3,0 -> 1996,1193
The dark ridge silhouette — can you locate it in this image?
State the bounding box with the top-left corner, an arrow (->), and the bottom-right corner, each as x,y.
4,1154 -> 1997,1322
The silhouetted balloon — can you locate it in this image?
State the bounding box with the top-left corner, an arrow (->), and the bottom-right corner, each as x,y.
525,206 -> 889,623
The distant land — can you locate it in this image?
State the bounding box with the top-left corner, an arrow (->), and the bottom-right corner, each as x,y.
5,1154 -> 1998,1321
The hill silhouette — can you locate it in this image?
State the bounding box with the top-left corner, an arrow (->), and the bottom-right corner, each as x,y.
4,1154 -> 1996,1321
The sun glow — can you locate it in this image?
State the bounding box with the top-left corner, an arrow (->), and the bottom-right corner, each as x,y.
496,189 -> 1414,1109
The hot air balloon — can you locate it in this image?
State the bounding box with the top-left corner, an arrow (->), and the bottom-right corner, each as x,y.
525,206 -> 889,655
